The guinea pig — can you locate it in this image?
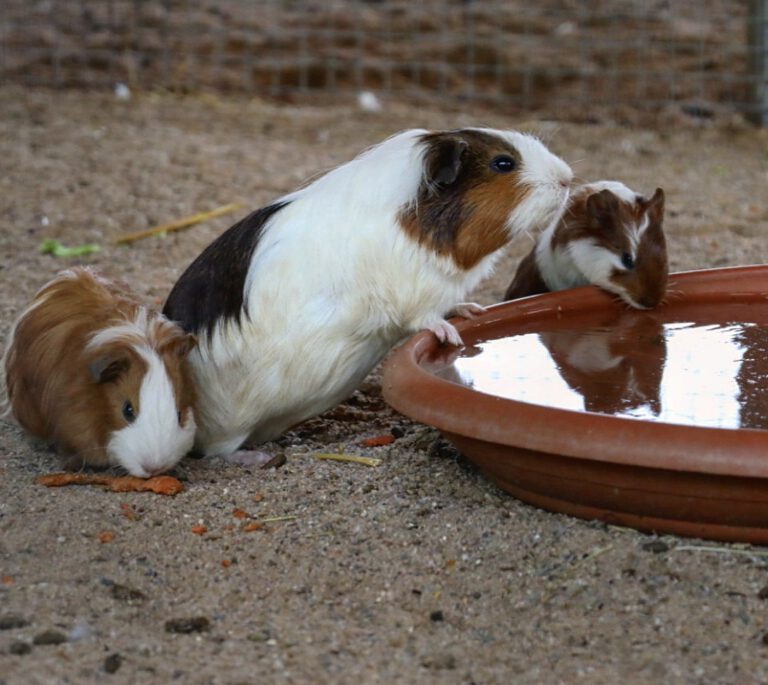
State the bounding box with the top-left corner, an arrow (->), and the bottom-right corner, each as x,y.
504,181 -> 667,309
163,127 -> 573,459
2,267 -> 197,477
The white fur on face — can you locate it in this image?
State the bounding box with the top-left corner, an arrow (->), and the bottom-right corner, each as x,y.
563,239 -> 649,309
472,129 -> 573,239
107,346 -> 195,477
505,132 -> 572,235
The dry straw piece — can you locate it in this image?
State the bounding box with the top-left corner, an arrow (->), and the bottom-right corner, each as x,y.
313,453 -> 382,467
115,202 -> 244,245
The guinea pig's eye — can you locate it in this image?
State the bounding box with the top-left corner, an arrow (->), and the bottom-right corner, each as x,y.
621,252 -> 635,270
490,155 -> 516,173
122,401 -> 136,424
177,410 -> 183,425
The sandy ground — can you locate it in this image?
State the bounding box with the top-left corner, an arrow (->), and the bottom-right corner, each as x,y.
1,87 -> 768,685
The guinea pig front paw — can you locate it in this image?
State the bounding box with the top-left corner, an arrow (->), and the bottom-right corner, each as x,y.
451,302 -> 487,319
426,319 -> 464,347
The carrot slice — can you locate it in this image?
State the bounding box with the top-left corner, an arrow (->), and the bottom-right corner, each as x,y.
35,473 -> 184,496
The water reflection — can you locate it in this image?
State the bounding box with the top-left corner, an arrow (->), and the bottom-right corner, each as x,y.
436,310 -> 768,430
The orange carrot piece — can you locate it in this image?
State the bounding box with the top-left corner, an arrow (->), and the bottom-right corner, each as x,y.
361,434 -> 396,447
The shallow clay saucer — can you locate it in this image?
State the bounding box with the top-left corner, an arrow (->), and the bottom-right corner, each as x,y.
382,265 -> 768,544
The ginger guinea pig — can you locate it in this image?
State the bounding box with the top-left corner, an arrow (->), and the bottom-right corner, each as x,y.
504,181 -> 667,309
2,267 -> 197,477
163,127 -> 572,459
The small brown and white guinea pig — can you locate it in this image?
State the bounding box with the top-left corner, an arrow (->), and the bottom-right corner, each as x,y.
504,181 -> 667,309
163,128 -> 573,458
2,267 -> 197,477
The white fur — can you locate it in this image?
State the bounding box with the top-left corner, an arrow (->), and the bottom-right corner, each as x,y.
106,345 -> 196,477
580,180 -> 637,205
189,128 -> 572,456
87,308 -> 150,350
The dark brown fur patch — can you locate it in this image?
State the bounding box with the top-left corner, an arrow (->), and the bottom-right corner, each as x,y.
398,129 -> 529,271
164,202 -> 288,337
504,250 -> 550,300
4,267 -> 196,470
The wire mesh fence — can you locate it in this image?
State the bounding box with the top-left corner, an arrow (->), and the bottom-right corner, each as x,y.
1,0 -> 766,123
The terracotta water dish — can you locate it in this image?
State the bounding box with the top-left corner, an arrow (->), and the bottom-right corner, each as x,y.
382,265 -> 768,543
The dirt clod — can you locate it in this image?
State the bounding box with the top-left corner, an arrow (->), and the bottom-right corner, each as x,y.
0,615 -> 29,630
104,652 -> 123,674
165,617 -> 211,634
32,630 -> 67,646
9,641 -> 31,655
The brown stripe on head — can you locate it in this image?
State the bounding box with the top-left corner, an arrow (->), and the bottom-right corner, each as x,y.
398,129 -> 531,270
552,186 -> 640,254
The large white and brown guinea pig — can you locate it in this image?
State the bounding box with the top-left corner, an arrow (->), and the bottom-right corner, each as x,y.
163,127 -> 573,459
2,267 -> 197,477
504,181 -> 667,309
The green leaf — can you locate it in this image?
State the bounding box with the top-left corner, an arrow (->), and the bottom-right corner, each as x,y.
39,239 -> 101,258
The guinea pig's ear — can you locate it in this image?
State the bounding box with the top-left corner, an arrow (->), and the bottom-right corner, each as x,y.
586,189 -> 620,229
645,188 -> 665,225
422,135 -> 469,190
174,333 -> 197,358
89,355 -> 130,384
159,332 -> 197,359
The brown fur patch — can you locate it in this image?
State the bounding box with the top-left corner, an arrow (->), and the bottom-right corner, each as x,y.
3,267 -> 196,470
456,177 -> 531,270
398,129 -> 530,270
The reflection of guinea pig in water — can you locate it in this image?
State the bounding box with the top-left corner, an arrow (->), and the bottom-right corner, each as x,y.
2,267 -> 197,477
538,311 -> 667,416
163,128 -> 573,459
504,181 -> 667,309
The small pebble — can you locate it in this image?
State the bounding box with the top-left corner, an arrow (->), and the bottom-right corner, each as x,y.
430,610 -> 445,622
33,630 -> 67,646
642,540 -> 670,554
104,652 -> 122,674
422,653 -> 457,670
0,615 -> 29,631
165,617 -> 210,634
9,641 -> 31,655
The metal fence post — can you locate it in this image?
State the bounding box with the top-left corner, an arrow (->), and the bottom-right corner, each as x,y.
749,0 -> 768,125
